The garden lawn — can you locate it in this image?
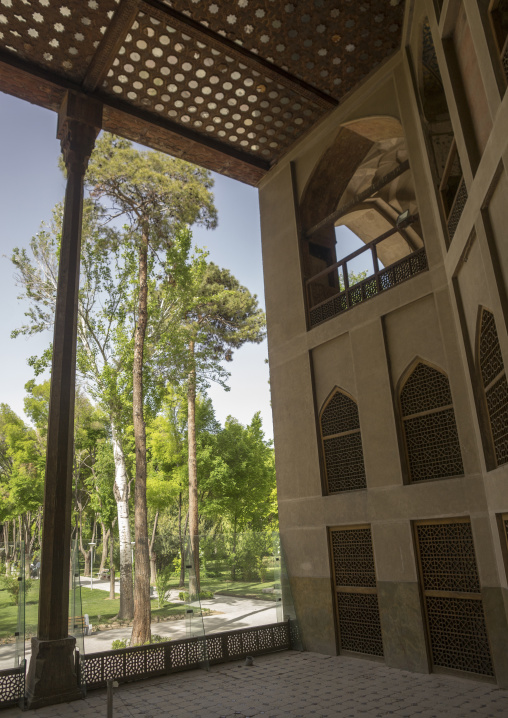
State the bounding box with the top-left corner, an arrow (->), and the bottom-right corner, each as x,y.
0,582 -> 203,639
168,576 -> 279,601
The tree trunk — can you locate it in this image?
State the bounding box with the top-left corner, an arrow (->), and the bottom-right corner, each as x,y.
78,510 -> 90,577
18,516 -> 22,565
23,513 -> 31,579
149,511 -> 159,586
99,525 -> 109,577
12,519 -> 16,571
3,521 -> 10,575
37,509 -> 42,558
112,425 -> 134,620
187,347 -> 200,596
109,524 -> 116,600
131,231 -> 151,646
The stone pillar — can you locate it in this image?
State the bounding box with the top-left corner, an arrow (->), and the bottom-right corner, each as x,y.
26,92 -> 102,709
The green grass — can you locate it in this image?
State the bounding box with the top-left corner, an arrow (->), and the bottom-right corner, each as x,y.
166,575 -> 280,601
0,581 -> 206,640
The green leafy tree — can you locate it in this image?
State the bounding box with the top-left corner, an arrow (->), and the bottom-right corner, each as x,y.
176,262 -> 266,592
11,201 -> 139,619
201,413 -> 277,552
85,133 -> 217,644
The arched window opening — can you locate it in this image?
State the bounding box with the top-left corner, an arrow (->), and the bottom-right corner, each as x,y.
320,389 -> 366,494
478,309 -> 508,467
400,362 -> 464,482
420,19 -> 466,243
301,121 -> 428,328
490,0 -> 508,82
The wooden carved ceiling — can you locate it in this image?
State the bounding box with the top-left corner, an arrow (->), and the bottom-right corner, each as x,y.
0,0 -> 405,185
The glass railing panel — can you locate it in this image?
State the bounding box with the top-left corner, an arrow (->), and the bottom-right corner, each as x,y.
280,538 -> 303,650
184,535 -> 208,670
14,541 -> 25,669
197,531 -> 280,635
68,539 -> 86,696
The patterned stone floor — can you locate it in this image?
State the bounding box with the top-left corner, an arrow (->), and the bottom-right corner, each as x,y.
2,650 -> 508,717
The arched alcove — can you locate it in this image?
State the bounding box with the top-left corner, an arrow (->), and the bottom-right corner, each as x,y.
300,117 -> 427,327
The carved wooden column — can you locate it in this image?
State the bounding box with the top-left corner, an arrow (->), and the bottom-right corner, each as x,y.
26,92 -> 102,709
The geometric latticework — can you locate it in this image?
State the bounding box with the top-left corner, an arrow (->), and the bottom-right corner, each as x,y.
104,8 -> 324,164
415,522 -> 480,593
331,528 -> 377,588
0,667 -> 24,707
400,363 -> 453,416
425,596 -> 494,676
447,178 -> 468,241
415,519 -> 494,678
309,247 -> 428,328
320,389 -> 366,494
330,526 -> 383,658
400,363 -> 463,482
479,309 -> 508,466
321,391 -> 360,436
81,622 -> 291,690
335,592 -> 384,657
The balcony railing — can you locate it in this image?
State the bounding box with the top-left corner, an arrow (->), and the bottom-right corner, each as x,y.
0,663 -> 24,708
306,215 -> 428,328
82,621 -> 295,691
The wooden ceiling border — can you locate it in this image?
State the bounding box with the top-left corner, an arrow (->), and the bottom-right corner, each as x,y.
83,0 -> 143,92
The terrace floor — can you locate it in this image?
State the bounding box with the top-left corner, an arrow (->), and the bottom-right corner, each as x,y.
2,650 -> 508,717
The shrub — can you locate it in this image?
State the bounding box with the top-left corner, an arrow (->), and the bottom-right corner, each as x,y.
0,574 -> 33,605
155,567 -> 172,608
178,590 -> 214,601
111,635 -> 170,650
111,639 -> 128,650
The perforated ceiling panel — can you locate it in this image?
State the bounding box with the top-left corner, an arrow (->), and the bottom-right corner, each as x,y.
102,7 -> 324,162
0,0 -> 119,82
161,0 -> 405,100
0,1 -> 407,183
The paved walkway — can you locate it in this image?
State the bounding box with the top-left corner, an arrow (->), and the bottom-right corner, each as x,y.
0,596 -> 277,668
2,650 -> 508,717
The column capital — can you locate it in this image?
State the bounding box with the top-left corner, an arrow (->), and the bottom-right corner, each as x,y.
57,92 -> 102,174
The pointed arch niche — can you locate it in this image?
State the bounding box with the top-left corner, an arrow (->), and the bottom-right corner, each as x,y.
319,388 -> 366,494
300,117 -> 428,328
477,308 -> 508,468
399,360 -> 464,483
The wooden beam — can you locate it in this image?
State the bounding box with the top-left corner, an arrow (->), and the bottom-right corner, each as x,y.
0,52 -> 269,185
142,0 -> 338,110
306,159 -> 411,237
83,0 -> 142,92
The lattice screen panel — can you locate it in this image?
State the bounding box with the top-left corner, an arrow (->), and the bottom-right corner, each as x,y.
331,527 -> 377,588
415,519 -> 494,677
400,363 -> 463,482
320,389 -> 366,493
336,592 -> 384,657
479,309 -> 508,466
330,526 -> 383,658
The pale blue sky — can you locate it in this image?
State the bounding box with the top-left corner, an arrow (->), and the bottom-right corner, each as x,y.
0,92 -> 273,437
0,91 -> 365,441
